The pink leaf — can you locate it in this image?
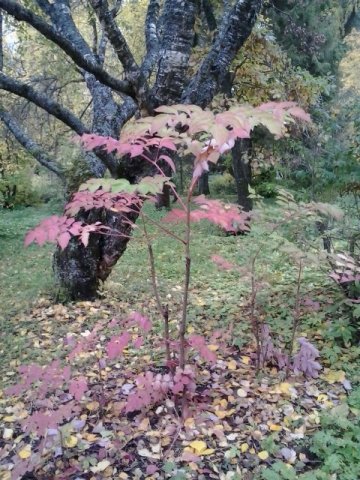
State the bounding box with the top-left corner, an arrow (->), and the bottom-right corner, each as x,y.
146,465 -> 158,475
159,154 -> 176,172
129,312 -> 152,332
69,376 -> 88,401
133,336 -> 144,349
211,254 -> 236,271
58,231 -> 71,250
107,332 -> 131,359
288,106 -> 311,122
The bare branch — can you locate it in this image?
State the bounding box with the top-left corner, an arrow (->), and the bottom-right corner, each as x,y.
88,0 -> 139,81
0,106 -> 64,178
139,0 -> 160,88
0,72 -> 88,135
0,0 -> 135,96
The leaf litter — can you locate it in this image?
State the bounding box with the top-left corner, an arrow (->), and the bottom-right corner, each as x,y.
0,294 -> 352,480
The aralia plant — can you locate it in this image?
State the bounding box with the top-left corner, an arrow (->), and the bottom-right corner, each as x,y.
25,101 -> 310,373
3,102 -> 311,478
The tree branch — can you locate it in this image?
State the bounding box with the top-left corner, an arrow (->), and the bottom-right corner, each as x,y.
150,0 -> 197,108
88,0 -> 139,81
0,0 -> 135,96
182,0 -> 263,106
0,106 -> 64,178
0,72 -> 88,135
138,0 -> 160,92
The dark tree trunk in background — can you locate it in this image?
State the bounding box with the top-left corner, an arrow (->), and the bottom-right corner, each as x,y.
198,172 -> 210,195
0,0 -> 263,299
232,138 -> 253,211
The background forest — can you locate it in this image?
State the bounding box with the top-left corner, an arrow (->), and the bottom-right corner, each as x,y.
1,0 -> 360,479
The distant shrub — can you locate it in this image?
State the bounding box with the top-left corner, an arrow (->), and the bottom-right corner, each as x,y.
209,172 -> 236,195
0,171 -> 41,208
0,168 -> 63,208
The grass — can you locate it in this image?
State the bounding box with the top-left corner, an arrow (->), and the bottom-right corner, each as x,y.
0,204 -> 61,320
1,200 -> 360,479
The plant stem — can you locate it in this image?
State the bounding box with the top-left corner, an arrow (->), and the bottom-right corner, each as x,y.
249,255 -> 260,371
286,259 -> 303,378
179,190 -> 192,370
141,211 -> 171,364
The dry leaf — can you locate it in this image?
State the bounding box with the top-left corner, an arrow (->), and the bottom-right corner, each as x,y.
258,450 -> 269,460
3,428 -> 13,440
18,444 -> 31,459
269,424 -> 282,432
240,443 -> 249,453
323,370 -> 346,384
237,388 -> 247,398
90,460 -> 111,473
227,359 -> 237,370
86,401 -> 100,411
64,435 -> 78,448
187,440 -> 215,456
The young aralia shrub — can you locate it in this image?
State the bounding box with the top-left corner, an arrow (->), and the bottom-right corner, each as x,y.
3,102 -> 312,478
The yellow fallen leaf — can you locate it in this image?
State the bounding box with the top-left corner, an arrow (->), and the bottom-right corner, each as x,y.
18,444 -> 31,459
208,344 -> 219,352
323,370 -> 346,384
269,424 -> 282,432
240,443 -> 249,453
86,401 -> 100,411
202,448 -> 215,456
187,326 -> 195,334
184,417 -> 195,428
241,356 -> 250,365
215,408 -> 235,419
317,394 -> 328,402
227,359 -> 237,370
189,440 -> 206,453
258,450 -> 269,460
3,416 -> 16,422
83,433 -> 98,442
189,440 -> 208,455
278,382 -> 291,395
64,435 -> 78,448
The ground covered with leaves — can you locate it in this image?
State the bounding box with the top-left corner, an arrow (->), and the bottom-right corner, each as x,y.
1,201 -> 360,480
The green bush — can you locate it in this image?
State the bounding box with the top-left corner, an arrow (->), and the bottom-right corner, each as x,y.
0,168 -> 64,208
0,171 -> 41,208
209,173 -> 236,195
